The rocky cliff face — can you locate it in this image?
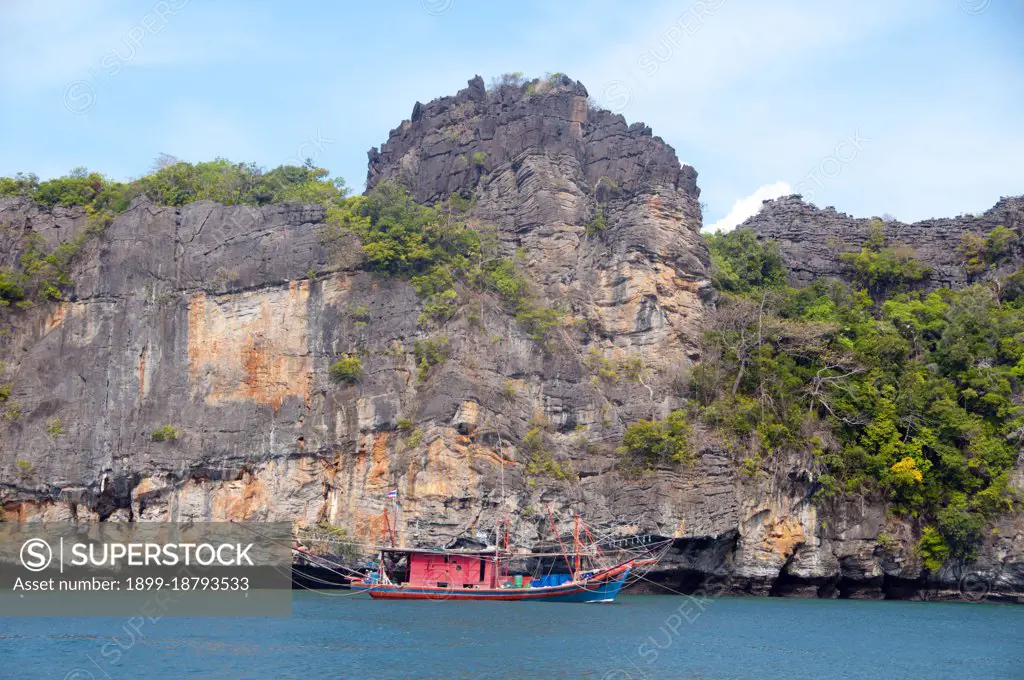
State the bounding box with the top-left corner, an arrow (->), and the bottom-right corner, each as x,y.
368,75 -> 711,358
0,77 -> 1020,603
741,194 -> 1024,289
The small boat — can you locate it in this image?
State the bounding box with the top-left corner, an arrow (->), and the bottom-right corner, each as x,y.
351,548 -> 634,602
350,514 -> 639,603
226,516 -> 666,599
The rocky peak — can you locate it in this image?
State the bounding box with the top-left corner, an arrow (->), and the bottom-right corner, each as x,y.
366,75 -> 711,358
741,194 -> 1024,289
367,75 -> 698,205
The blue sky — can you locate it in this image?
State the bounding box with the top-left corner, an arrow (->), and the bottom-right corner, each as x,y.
1,0 -> 1021,230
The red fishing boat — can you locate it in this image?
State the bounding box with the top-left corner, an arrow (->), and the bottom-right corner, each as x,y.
350,514 -> 654,603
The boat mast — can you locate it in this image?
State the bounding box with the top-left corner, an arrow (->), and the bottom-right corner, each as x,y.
494,428 -> 503,583
546,504 -> 576,578
381,507 -> 396,548
573,514 -> 581,578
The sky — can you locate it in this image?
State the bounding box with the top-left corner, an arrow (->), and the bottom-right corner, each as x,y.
0,0 -> 1022,231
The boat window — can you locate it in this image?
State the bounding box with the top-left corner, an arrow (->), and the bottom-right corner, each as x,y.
479,557 -> 486,582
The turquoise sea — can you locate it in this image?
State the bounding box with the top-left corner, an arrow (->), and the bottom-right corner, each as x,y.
0,593 -> 1020,679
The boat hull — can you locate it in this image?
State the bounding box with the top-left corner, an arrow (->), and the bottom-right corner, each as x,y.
351,562 -> 631,603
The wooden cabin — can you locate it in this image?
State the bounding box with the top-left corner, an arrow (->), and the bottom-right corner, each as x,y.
380,547 -> 529,589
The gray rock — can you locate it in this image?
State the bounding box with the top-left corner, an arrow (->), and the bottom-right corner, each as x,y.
741,194 -> 1024,289
0,78 -> 1020,602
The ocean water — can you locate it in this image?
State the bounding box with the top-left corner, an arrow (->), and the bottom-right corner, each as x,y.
0,593 -> 1020,679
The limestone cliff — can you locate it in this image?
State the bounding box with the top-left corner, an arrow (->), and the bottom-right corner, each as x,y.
0,76 -> 1020,602
368,75 -> 711,357
741,194 -> 1024,289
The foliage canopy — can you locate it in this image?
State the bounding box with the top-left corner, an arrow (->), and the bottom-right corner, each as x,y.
696,225 -> 1022,569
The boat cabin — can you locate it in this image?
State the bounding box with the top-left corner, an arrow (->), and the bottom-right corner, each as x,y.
379,547 -> 519,589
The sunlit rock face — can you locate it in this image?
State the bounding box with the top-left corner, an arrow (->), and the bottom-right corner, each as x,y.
1,77 -> 1021,602
368,74 -> 713,358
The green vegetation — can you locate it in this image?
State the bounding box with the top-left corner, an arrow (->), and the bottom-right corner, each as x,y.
876,532 -> 896,553
322,182 -> 560,339
693,225 -> 1023,570
522,427 -> 573,480
959,226 -> 1016,279
348,304 -> 371,326
839,221 -> 932,297
0,160 -> 347,214
523,72 -> 569,96
127,158 -> 347,208
502,380 -> 517,401
5,161 -> 562,348
584,349 -> 620,383
0,221 -> 106,312
324,183 -> 477,300
0,382 -> 16,422
586,207 -> 607,236
619,410 -> 695,467
705,228 -> 786,293
587,178 -> 618,237
15,459 -> 34,481
618,357 -> 646,382
470,151 -> 487,167
46,417 -> 65,437
329,354 -> 363,384
0,159 -> 349,318
1,389 -> 21,421
574,432 -> 600,455
488,71 -> 526,90
419,286 -> 459,326
514,302 -> 561,341
31,168 -> 106,208
582,350 -> 646,385
0,270 -> 25,308
413,336 -> 450,380
917,526 -> 951,572
396,419 -> 425,448
150,425 -> 180,442
0,173 -> 41,198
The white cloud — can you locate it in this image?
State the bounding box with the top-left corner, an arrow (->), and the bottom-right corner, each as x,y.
704,181 -> 792,233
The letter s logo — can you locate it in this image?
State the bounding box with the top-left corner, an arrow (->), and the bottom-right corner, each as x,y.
21,538 -> 53,572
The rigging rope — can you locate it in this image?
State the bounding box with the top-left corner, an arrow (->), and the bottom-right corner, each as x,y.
229,519 -> 368,579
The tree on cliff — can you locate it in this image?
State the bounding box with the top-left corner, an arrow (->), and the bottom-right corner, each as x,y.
698,228 -> 1022,571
